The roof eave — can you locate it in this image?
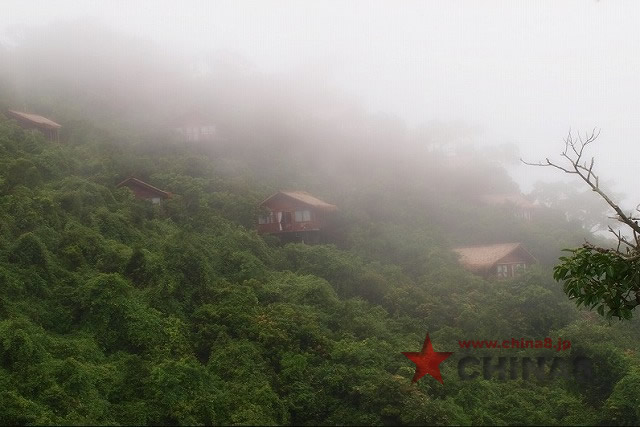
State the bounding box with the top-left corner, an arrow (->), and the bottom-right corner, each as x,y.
116,177 -> 171,198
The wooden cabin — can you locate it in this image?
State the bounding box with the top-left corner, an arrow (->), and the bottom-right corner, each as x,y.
479,193 -> 536,221
116,177 -> 171,204
258,191 -> 337,243
5,110 -> 61,142
452,243 -> 537,279
173,112 -> 218,142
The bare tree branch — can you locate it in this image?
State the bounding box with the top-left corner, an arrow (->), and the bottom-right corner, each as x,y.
583,242 -> 640,261
521,129 -> 640,237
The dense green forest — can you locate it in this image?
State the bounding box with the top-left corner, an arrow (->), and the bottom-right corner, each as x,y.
2,24 -> 640,426
1,113 -> 640,425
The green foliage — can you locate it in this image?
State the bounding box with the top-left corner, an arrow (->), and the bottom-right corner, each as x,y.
604,369 -> 640,425
0,97 -> 635,425
555,247 -> 640,319
8,232 -> 50,272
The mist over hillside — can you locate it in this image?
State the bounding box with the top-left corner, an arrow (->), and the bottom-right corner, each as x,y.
1,3 -> 640,426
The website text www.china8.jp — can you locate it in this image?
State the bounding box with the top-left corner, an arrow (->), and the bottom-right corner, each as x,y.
459,338 -> 571,352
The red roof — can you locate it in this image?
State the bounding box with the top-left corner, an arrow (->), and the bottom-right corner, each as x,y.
6,110 -> 62,129
260,191 -> 338,211
452,243 -> 537,273
116,177 -> 171,199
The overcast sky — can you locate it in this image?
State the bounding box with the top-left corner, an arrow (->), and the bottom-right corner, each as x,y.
3,0 -> 639,205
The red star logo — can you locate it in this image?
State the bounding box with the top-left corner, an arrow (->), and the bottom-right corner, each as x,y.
402,334 -> 453,384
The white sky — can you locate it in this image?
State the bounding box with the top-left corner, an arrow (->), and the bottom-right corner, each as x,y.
3,0 -> 639,205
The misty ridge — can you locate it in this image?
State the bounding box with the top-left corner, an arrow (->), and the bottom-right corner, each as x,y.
0,22 -> 520,166
0,20 -> 623,236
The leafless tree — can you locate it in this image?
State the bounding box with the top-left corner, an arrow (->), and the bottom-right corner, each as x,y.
522,129 -> 640,261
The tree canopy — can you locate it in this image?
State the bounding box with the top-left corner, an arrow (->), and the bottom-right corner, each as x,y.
0,27 -> 639,424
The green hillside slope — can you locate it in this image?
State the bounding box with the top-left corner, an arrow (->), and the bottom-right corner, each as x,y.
0,115 -> 639,425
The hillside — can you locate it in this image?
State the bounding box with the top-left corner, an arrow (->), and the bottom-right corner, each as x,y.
0,113 -> 639,425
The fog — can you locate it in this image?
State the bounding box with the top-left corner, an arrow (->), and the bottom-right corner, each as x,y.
2,0 -> 639,209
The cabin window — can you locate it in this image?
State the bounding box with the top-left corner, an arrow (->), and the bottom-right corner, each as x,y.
186,127 -> 199,141
295,210 -> 311,222
151,197 -> 161,204
496,264 -> 509,277
282,212 -> 292,224
258,212 -> 274,224
201,126 -> 216,136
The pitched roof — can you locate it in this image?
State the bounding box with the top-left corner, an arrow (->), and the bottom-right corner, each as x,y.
479,194 -> 535,209
261,191 -> 338,211
116,177 -> 171,198
6,110 -> 62,129
452,243 -> 535,273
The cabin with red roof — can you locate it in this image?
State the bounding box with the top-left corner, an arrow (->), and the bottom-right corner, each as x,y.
258,191 -> 337,243
479,193 -> 536,221
5,110 -> 61,142
453,243 -> 537,279
116,177 -> 171,204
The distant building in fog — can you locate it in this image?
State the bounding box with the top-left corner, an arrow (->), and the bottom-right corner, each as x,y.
173,111 -> 218,142
479,193 -> 536,221
453,243 -> 537,279
258,191 -> 338,243
5,110 -> 61,142
117,177 -> 171,204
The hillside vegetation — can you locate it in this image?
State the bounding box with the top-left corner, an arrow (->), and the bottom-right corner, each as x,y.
0,23 -> 639,425
1,113 -> 640,425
